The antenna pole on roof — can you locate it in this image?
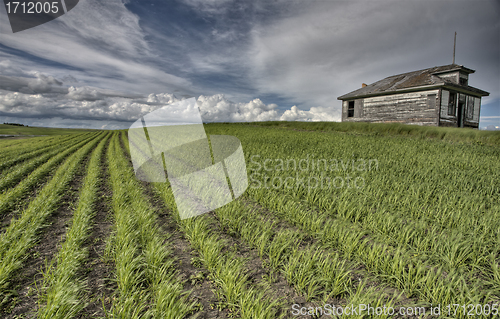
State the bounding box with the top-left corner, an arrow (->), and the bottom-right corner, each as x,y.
453,32 -> 456,64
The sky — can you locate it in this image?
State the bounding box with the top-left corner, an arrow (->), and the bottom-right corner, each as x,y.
0,0 -> 498,129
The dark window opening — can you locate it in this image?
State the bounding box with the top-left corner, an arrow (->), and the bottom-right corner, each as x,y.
459,78 -> 467,86
448,92 -> 456,116
347,101 -> 354,117
457,94 -> 466,127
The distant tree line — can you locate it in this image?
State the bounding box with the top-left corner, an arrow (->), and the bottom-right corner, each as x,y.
3,123 -> 28,127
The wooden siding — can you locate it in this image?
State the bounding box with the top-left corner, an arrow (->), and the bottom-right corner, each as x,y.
342,101 -> 348,119
343,90 -> 440,126
459,72 -> 469,84
438,72 -> 459,83
354,99 -> 364,118
436,88 -> 442,126
473,97 -> 481,122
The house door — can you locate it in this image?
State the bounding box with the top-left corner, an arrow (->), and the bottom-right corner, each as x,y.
457,94 -> 466,127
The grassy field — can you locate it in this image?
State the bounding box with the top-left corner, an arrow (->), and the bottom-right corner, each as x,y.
0,122 -> 499,318
0,124 -> 97,138
240,121 -> 500,146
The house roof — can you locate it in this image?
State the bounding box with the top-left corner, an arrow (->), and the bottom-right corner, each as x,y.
337,64 -> 490,100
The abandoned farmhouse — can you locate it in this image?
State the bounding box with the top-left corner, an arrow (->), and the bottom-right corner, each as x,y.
338,64 -> 489,128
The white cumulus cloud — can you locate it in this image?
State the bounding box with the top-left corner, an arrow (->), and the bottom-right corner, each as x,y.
197,94 -> 279,122
280,105 -> 340,122
66,86 -> 104,101
0,70 -> 340,127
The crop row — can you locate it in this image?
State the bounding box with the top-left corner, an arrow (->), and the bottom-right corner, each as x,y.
254,166 -> 500,296
122,128 -> 406,318
238,124 -> 498,240
0,132 -> 105,305
216,199 -> 406,317
246,188 -> 492,318
251,132 -> 500,262
36,132 -> 111,318
0,134 -> 83,174
0,133 -> 100,215
255,167 -> 500,298
121,132 -> 285,318
214,199 -> 354,303
0,133 -> 89,163
0,136 -> 55,159
0,134 -> 90,192
105,132 -> 197,318
293,173 -> 500,272
151,183 -> 284,319
224,126 -> 499,299
247,158 -> 499,271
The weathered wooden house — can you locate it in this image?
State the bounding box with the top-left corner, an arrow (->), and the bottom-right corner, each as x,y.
337,64 -> 489,128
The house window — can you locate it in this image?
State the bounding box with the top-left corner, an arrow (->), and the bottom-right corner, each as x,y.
466,96 -> 474,120
448,92 -> 456,116
347,101 -> 355,117
459,78 -> 467,86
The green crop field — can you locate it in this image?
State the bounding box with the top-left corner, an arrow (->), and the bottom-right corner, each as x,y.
0,124 -> 97,136
0,122 -> 499,318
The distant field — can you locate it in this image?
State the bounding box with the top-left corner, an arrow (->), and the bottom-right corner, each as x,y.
241,121 -> 500,146
0,124 -> 97,138
0,123 -> 499,319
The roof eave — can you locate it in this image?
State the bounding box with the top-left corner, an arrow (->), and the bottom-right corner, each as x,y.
337,83 -> 489,100
442,84 -> 489,97
432,65 -> 476,75
337,84 -> 443,100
